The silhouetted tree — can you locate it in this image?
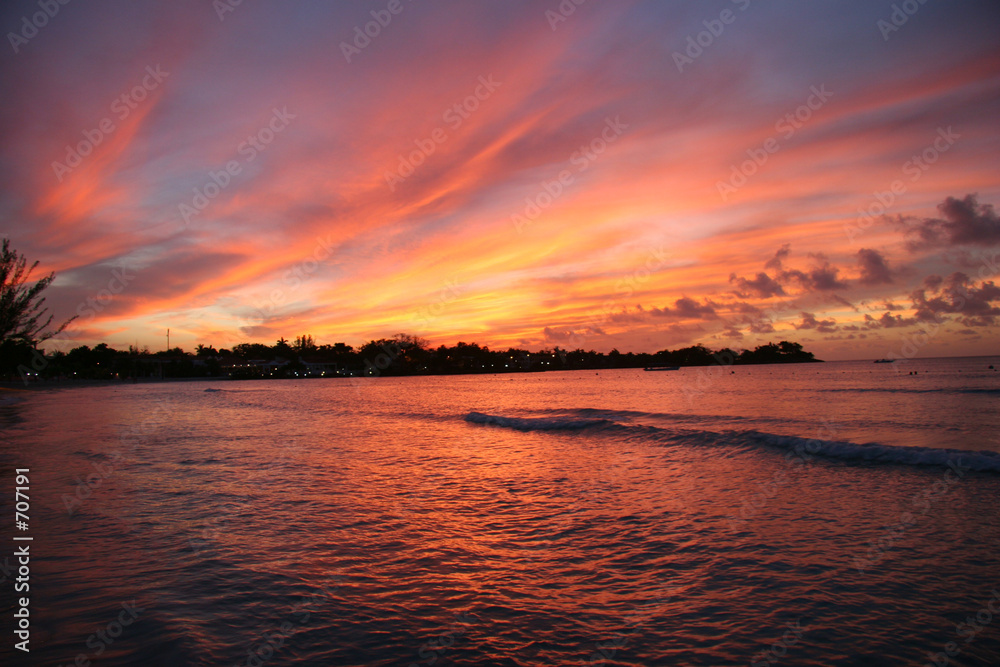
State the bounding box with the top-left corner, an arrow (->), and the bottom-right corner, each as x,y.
273,337 -> 294,358
233,342 -> 271,359
0,239 -> 75,346
293,334 -> 316,352
154,347 -> 188,357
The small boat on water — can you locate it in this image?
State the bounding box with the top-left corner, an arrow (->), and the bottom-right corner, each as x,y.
873,359 -> 895,363
644,366 -> 680,371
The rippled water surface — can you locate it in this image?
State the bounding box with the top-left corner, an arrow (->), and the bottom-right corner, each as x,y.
2,358 -> 1000,665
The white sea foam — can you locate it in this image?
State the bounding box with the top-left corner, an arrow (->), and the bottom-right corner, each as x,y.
464,411 -> 1000,473
737,430 -> 1000,473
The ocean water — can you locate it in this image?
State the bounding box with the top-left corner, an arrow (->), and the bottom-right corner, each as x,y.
2,357 -> 1000,666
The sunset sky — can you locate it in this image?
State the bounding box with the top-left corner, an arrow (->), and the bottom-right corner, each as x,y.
1,0 -> 998,360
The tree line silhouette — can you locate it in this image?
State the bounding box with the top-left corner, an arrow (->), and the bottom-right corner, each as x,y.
5,334 -> 819,382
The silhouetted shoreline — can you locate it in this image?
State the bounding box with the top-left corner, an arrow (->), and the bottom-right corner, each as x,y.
3,338 -> 820,383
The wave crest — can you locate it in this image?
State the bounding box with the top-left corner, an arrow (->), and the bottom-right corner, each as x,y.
464,411 -> 614,432
738,431 -> 1000,473
463,411 -> 1000,472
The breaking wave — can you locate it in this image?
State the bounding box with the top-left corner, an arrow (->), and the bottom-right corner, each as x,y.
818,387 -> 1000,395
736,430 -> 1000,472
464,411 -> 1000,473
464,411 -> 615,431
